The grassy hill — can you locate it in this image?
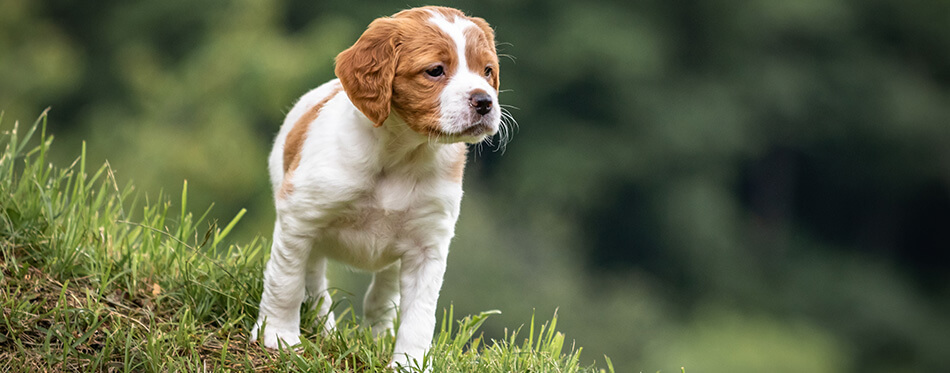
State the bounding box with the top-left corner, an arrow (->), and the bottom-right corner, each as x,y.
0,112 -> 610,372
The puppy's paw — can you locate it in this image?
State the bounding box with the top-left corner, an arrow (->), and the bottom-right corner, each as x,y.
251,321 -> 301,350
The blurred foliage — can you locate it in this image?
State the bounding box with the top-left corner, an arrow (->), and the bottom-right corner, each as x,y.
2,0 -> 949,372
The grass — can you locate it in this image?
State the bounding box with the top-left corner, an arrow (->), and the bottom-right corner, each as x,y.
0,111 -> 608,372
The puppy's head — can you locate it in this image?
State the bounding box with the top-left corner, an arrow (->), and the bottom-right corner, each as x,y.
335,6 -> 501,143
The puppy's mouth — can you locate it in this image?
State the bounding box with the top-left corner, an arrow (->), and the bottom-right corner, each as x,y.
447,122 -> 500,144
424,119 -> 499,144
459,123 -> 492,137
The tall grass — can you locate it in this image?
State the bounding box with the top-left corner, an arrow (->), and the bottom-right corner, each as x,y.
0,111 -> 607,372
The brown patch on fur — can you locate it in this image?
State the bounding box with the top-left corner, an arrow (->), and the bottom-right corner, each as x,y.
389,8 -> 460,135
279,84 -> 342,198
448,144 -> 468,183
335,6 -> 496,137
465,18 -> 500,92
279,181 -> 294,198
334,7 -> 464,129
390,22 -> 455,137
393,6 -> 466,23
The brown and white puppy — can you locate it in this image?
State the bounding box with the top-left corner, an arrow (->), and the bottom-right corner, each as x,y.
251,6 -> 503,369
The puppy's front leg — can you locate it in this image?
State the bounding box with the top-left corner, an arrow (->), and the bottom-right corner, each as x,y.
252,222 -> 310,349
390,246 -> 448,369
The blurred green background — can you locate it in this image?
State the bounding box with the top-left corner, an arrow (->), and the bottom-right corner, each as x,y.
3,0 -> 949,371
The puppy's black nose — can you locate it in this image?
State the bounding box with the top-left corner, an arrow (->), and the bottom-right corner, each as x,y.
470,92 -> 493,115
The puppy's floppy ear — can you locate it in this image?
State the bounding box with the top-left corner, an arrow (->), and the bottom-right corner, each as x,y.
335,18 -> 400,127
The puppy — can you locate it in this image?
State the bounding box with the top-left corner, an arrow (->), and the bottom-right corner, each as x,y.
251,6 -> 502,368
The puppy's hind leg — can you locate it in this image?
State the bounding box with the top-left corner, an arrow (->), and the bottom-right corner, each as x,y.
305,254 -> 337,334
364,262 -> 401,337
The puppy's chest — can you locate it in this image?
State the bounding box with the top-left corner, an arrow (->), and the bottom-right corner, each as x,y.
320,172 -> 460,258
328,176 -> 420,235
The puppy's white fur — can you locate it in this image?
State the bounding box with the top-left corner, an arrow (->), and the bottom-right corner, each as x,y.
251,6 -> 501,368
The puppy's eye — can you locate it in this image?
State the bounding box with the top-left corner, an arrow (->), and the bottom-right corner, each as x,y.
425,65 -> 445,77
484,66 -> 493,77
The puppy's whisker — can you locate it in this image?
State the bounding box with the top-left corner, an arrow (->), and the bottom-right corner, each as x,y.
491,107 -> 518,153
498,52 -> 517,63
476,139 -> 487,158
503,110 -> 519,131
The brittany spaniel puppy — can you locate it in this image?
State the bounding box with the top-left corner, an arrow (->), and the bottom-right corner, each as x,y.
251,6 -> 502,368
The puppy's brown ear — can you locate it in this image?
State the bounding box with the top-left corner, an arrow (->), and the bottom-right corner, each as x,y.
335,18 -> 400,127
